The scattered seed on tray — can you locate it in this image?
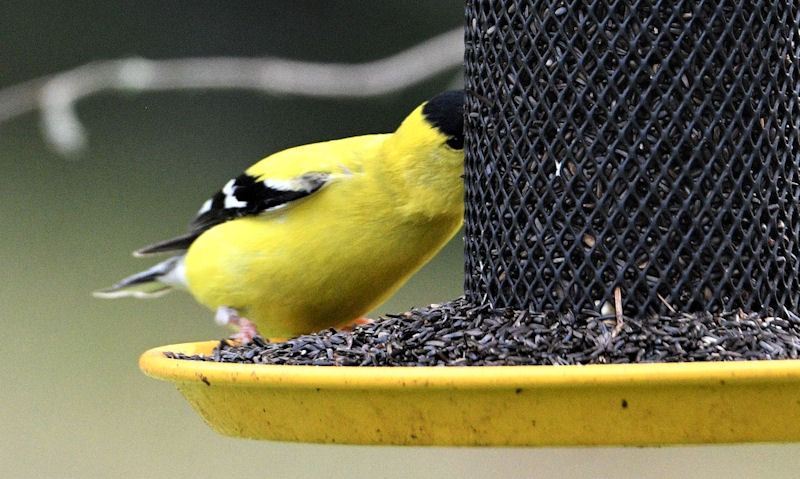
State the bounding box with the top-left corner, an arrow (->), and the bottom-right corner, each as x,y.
164,297 -> 800,366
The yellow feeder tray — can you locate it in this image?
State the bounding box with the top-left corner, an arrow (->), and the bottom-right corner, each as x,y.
140,340 -> 800,446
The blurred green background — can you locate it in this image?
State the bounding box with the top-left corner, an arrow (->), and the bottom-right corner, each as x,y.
1,1 -> 798,478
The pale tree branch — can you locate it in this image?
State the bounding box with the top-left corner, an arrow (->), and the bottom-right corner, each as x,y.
0,27 -> 464,155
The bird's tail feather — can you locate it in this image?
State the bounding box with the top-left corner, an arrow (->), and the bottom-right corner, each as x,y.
93,255 -> 186,299
133,232 -> 199,257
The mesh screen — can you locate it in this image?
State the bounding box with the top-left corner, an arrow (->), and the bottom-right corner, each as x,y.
463,1 -> 800,315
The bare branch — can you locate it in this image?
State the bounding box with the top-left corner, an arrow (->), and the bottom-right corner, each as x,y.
0,27 -> 464,155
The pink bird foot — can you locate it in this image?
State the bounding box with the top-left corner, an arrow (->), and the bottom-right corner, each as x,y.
215,306 -> 260,344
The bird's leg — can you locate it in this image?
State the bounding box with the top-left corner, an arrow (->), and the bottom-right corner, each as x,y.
215,306 -> 260,344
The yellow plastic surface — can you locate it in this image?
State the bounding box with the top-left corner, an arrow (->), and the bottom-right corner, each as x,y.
140,341 -> 800,446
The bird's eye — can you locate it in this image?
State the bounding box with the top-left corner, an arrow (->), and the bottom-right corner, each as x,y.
446,136 -> 464,150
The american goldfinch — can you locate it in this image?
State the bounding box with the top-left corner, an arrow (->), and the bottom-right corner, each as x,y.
95,90 -> 465,340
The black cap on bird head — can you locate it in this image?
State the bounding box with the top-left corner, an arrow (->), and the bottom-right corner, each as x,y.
422,90 -> 465,150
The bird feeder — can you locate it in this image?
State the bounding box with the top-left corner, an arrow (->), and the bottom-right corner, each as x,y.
141,0 -> 800,445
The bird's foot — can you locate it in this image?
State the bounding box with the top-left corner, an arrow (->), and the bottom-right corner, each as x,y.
341,317 -> 373,331
229,318 -> 259,344
215,306 -> 260,344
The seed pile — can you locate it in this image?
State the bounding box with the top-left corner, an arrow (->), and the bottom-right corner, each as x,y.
166,297 -> 800,366
463,1 -> 800,315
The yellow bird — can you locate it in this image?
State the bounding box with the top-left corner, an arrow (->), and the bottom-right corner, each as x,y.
95,91 -> 465,341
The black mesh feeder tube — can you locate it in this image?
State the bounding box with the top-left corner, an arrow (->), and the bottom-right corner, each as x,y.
464,1 -> 800,316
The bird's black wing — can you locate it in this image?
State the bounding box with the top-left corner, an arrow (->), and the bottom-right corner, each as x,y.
134,171 -> 330,256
